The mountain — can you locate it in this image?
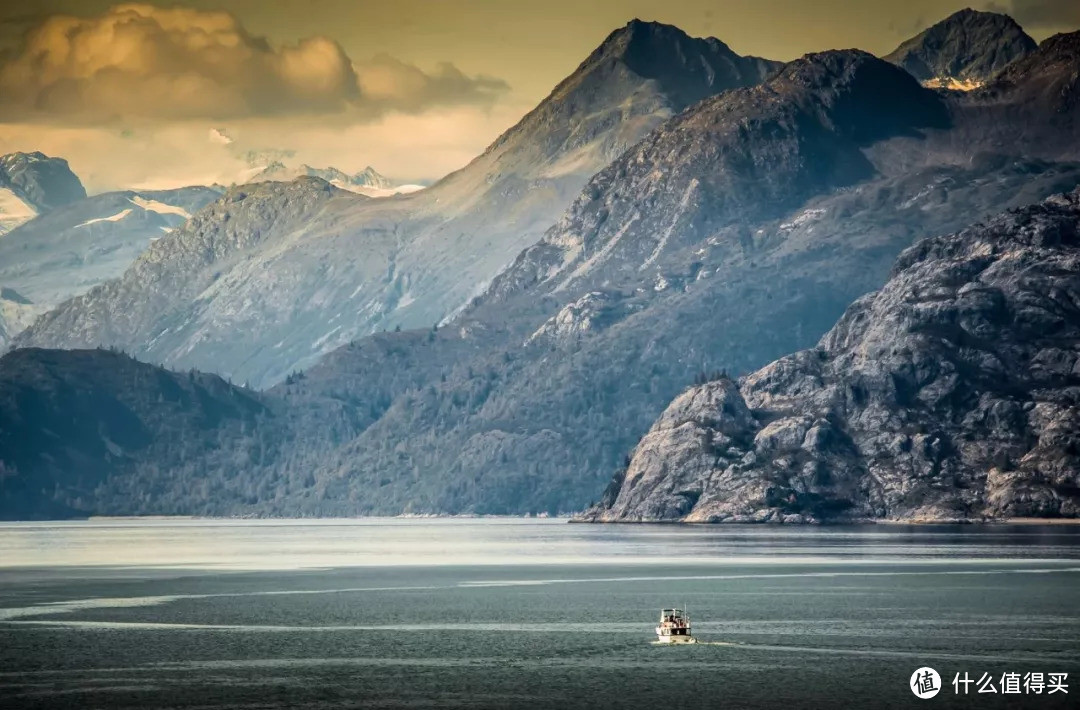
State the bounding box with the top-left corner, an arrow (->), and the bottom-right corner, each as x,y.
583,188 -> 1080,522
18,179 -> 354,362
299,44 -> 1080,517
15,20 -> 782,387
0,186 -> 220,346
0,348 -> 281,519
0,288 -> 36,346
250,162 -> 419,197
0,152 -> 86,234
5,21 -> 1080,520
883,8 -> 1037,90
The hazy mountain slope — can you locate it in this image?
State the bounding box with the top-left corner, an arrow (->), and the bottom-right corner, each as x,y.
0,152 -> 86,234
883,8 -> 1036,89
584,188 -> 1080,522
0,186 -> 220,346
18,20 -> 781,387
18,178 -> 357,371
480,50 -> 948,305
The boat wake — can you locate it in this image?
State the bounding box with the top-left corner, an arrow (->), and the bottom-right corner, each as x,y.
650,639 -> 741,646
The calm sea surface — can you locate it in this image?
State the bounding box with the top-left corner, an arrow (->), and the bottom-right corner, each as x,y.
1,519 -> 1078,709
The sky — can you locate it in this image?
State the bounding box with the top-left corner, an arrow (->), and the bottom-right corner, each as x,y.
0,0 -> 1076,193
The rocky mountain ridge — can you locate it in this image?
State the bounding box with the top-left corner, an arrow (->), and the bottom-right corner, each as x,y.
584,188 -> 1080,522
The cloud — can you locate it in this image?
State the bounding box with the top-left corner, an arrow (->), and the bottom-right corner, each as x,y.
0,3 -> 508,124
985,1 -> 1080,30
357,55 -> 511,114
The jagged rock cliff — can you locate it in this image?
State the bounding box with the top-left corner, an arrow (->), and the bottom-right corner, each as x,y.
883,8 -> 1036,89
584,189 -> 1080,522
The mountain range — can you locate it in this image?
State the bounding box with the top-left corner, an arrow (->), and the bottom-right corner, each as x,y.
584,188 -> 1080,522
249,162 -> 423,198
2,10 -> 1080,520
14,20 -> 782,388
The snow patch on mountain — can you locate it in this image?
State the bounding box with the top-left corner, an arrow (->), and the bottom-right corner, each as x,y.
77,208 -> 134,228
0,188 -> 37,234
129,195 -> 191,218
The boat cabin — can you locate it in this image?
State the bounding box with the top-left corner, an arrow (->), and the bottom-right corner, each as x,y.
655,607 -> 693,642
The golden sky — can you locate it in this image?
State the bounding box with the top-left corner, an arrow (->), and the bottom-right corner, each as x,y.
0,1 -> 1074,191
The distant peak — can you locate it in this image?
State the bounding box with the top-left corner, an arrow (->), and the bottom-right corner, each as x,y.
942,7 -> 1019,24
594,18 -> 730,62
884,6 -> 1036,83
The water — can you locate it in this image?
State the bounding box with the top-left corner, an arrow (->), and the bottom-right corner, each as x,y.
1,519 -> 1078,709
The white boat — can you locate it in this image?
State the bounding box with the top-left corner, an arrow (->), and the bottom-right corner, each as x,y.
655,607 -> 696,644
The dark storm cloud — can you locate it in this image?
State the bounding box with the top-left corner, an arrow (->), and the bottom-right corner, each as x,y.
0,3 -> 509,124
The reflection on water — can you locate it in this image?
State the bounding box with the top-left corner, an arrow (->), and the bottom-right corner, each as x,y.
2,518 -> 1079,569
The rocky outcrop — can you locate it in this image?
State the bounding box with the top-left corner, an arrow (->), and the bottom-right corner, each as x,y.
584,189 -> 1080,522
883,9 -> 1036,89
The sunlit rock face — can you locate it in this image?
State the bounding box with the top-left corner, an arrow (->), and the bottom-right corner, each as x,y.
585,189 -> 1080,523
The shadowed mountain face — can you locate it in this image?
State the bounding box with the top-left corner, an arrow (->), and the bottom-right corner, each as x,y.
479,50 -> 949,306
0,152 -> 85,213
584,189 -> 1080,523
15,20 -> 782,388
883,8 -> 1037,88
4,21 -> 1080,520
0,348 -> 282,519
